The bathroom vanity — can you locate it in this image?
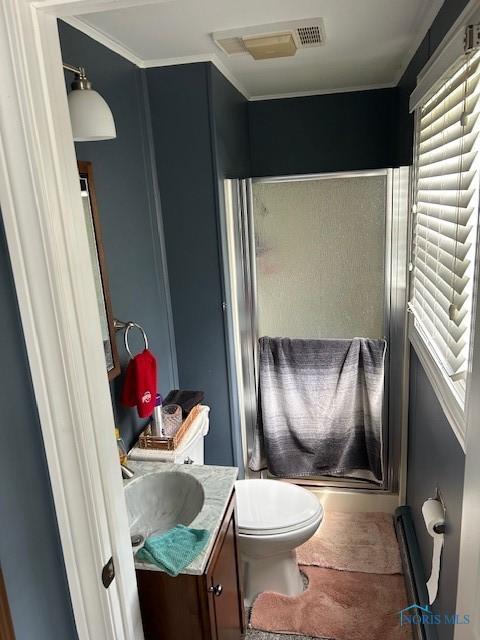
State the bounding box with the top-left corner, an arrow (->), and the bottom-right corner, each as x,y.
125,462 -> 244,639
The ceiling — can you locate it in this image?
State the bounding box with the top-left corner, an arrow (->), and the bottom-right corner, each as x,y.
71,0 -> 444,99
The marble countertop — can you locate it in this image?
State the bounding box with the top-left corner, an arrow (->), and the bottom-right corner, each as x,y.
124,461 -> 238,575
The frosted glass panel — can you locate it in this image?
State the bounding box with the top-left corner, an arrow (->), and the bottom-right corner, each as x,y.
253,176 -> 386,339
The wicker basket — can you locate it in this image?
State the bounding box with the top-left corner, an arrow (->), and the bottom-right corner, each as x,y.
138,404 -> 203,451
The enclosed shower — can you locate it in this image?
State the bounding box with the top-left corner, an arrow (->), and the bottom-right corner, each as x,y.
222,169 -> 409,492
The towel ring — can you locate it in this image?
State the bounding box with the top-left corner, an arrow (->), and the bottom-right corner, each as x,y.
124,322 -> 148,359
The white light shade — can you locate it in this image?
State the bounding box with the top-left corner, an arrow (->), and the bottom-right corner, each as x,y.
67,88 -> 116,142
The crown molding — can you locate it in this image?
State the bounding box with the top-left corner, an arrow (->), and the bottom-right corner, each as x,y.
34,0 -> 171,17
392,0 -> 444,85
142,52 -> 251,98
61,16 -> 145,66
63,16 -> 253,97
249,81 -> 397,102
61,16 -> 412,102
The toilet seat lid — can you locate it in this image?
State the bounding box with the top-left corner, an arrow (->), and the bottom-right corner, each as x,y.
235,479 -> 323,536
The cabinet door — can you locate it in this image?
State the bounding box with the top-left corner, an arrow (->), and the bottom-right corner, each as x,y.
208,515 -> 244,640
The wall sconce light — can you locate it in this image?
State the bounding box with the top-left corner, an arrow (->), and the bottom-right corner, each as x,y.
63,63 -> 116,142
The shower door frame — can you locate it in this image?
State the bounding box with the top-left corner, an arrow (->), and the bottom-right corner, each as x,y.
222,168 -> 410,494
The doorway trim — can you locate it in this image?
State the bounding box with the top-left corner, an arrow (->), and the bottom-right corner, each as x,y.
0,1 -> 155,638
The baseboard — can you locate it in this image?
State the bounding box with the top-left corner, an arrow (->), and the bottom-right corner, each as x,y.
394,506 -> 438,640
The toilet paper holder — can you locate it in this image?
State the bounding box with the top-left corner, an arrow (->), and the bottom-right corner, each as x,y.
423,492 -> 447,605
432,487 -> 446,534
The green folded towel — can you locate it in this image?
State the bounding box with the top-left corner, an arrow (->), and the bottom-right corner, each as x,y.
135,524 -> 209,576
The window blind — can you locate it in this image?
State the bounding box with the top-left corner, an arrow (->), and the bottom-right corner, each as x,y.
410,49 -> 480,406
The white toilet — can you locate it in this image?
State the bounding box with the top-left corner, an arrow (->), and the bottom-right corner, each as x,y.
235,479 -> 324,606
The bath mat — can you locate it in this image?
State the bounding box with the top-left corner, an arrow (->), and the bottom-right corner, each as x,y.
250,566 -> 411,640
297,511 -> 402,574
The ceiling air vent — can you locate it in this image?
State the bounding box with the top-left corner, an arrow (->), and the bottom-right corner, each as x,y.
213,18 -> 325,59
296,25 -> 323,47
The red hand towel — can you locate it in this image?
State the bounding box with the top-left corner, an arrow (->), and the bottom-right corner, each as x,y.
120,349 -> 157,418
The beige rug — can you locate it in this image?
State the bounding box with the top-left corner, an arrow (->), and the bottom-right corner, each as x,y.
250,566 -> 412,640
297,511 -> 402,574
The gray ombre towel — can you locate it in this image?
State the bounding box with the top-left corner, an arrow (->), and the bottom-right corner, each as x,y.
250,337 -> 386,483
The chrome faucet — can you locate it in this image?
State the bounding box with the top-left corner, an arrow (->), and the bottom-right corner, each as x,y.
121,463 -> 134,479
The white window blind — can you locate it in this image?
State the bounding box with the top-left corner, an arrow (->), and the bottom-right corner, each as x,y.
410,49 -> 480,408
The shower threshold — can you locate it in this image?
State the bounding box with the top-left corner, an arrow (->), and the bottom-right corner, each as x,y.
269,474 -> 386,492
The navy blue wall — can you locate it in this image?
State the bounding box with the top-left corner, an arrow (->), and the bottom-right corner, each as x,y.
0,216 -> 78,640
396,0 -> 470,165
208,65 -> 251,180
407,352 -> 465,638
401,2 -> 469,635
208,64 -> 251,469
146,63 -> 251,466
59,22 -> 177,450
248,87 -> 397,177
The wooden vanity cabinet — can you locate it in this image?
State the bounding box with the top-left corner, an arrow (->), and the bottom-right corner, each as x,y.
136,492 -> 245,640
0,569 -> 15,640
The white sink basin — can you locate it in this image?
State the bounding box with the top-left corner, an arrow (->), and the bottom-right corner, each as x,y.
125,470 -> 205,539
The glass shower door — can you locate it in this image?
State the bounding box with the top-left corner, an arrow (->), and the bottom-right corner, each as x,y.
253,175 -> 387,341
222,169 -> 410,491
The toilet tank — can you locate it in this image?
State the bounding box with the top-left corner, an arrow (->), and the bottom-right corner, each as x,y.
128,406 -> 210,465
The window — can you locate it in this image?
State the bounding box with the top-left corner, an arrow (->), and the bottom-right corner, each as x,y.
410,49 -> 480,425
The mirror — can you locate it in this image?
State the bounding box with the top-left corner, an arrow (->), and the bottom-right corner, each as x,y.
78,161 -> 120,380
